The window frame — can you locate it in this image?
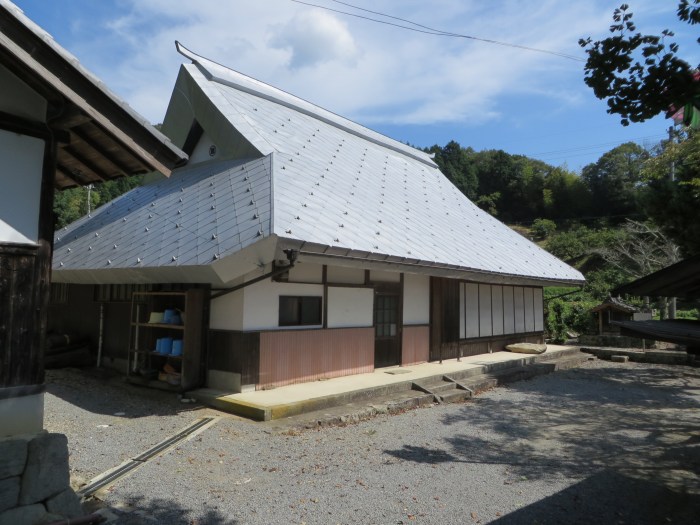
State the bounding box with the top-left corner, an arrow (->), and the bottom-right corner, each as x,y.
278,295 -> 323,327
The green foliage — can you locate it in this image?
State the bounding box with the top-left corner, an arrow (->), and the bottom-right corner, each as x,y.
53,176 -> 143,229
581,142 -> 647,221
531,218 -> 557,239
642,130 -> 700,256
546,298 -> 597,343
579,2 -> 700,126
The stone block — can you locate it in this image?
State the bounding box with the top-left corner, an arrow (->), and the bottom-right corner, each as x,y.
44,488 -> 83,520
19,433 -> 70,505
611,355 -> 630,363
0,477 -> 20,513
0,504 -> 46,525
0,437 -> 28,479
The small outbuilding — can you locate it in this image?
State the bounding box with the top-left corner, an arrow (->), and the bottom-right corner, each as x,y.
590,296 -> 642,335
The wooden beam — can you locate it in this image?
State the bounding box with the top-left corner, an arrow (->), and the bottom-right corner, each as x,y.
0,10 -> 186,176
56,163 -> 87,186
59,146 -> 108,182
69,125 -> 132,177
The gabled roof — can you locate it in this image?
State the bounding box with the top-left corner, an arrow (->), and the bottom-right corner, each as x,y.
591,296 -> 638,314
0,1 -> 187,186
53,44 -> 584,286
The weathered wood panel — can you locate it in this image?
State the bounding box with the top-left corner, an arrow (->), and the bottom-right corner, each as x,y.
259,327 -> 374,389
435,333 -> 545,361
401,325 -> 429,366
0,244 -> 39,388
208,330 -> 260,387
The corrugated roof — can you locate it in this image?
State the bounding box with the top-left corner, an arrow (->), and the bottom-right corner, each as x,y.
53,45 -> 584,285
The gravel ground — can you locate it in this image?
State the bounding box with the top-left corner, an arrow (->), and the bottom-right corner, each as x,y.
45,360 -> 700,524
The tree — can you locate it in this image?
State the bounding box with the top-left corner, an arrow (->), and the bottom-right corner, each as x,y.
592,219 -> 681,278
531,218 -> 557,239
642,129 -> 700,256
579,1 -> 700,126
427,141 -> 478,199
580,142 -> 647,220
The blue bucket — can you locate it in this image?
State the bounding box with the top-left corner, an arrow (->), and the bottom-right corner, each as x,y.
163,309 -> 177,324
155,338 -> 163,353
160,337 -> 173,355
171,339 -> 184,356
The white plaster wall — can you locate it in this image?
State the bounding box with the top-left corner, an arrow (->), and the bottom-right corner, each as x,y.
479,284 -> 492,336
492,285 -> 504,336
242,279 -> 324,330
370,269 -> 400,283
288,262 -> 323,283
327,265 -> 365,284
209,288 -> 244,330
327,287 -> 373,328
189,130 -> 219,164
534,288 -> 544,331
524,287 -> 535,332
0,64 -> 47,121
463,283 -> 479,338
403,273 -> 429,325
0,130 -> 44,244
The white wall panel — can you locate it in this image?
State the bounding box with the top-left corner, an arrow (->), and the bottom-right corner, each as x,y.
403,273 -> 430,325
459,283 -> 466,339
524,287 -> 535,332
514,286 -> 525,333
479,284 -> 492,337
327,265 -> 365,284
464,283 -> 479,338
503,286 -> 515,334
370,270 -> 400,283
0,130 -> 44,244
288,262 -> 323,283
210,288 -> 244,330
242,280 -> 324,330
534,288 -> 544,331
491,285 -> 504,336
327,287 -> 373,328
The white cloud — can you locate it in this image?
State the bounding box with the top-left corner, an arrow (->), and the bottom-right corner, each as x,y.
31,0 -> 692,133
269,10 -> 360,69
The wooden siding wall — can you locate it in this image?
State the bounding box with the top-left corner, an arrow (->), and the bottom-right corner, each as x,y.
48,284 -> 131,363
438,333 -> 545,360
0,244 -> 42,388
208,330 -> 260,386
401,325 -> 429,366
259,327 -> 374,389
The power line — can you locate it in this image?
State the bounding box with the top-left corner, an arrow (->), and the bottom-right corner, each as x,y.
290,0 -> 585,62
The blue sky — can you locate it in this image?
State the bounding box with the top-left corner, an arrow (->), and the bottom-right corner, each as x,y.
12,0 -> 699,171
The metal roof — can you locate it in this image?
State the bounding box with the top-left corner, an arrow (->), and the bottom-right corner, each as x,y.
54,156 -> 272,276
0,1 -> 187,186
52,45 -> 584,286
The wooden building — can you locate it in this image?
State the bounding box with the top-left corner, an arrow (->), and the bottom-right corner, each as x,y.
0,1 -> 186,437
50,43 -> 584,394
590,296 -> 640,335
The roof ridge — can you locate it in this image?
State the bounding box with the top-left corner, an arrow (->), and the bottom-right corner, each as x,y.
174,41 -> 437,168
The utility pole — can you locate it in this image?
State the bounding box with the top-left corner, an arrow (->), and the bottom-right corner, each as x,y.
87,183 -> 93,215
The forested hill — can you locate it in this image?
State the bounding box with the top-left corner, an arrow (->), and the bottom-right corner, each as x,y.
425,140 -> 647,227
